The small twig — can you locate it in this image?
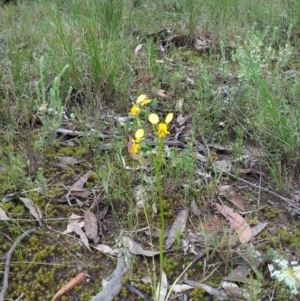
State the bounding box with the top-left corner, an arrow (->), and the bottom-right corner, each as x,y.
257,164 -> 262,206
220,170 -> 299,210
0,228 -> 37,301
14,292 -> 24,301
202,138 -> 211,157
124,283 -> 152,301
0,217 -> 82,222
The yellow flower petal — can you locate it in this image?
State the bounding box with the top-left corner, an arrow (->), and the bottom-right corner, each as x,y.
131,142 -> 140,154
129,104 -> 141,116
165,113 -> 174,124
136,94 -> 147,104
148,113 -> 159,125
140,99 -> 152,107
157,122 -> 170,138
135,129 -> 144,140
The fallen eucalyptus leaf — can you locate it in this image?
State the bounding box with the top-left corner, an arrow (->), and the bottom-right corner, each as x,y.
73,222 -> 92,252
218,185 -> 245,211
215,204 -> 251,244
19,197 -> 42,226
224,264 -> 251,284
123,237 -> 159,257
2,192 -> 19,203
55,156 -> 82,165
221,281 -> 250,300
83,210 -> 98,241
165,209 -> 188,249
62,214 -> 83,234
170,284 -> 193,293
251,222 -> 268,238
95,244 -> 120,256
155,270 -> 168,301
190,199 -> 201,217
0,207 -> 10,221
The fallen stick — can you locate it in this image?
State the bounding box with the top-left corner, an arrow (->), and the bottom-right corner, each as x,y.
51,271 -> 86,301
14,293 -> 24,301
124,283 -> 152,301
0,227 -> 37,301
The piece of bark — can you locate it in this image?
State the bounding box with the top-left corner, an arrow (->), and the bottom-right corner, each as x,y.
91,255 -> 126,301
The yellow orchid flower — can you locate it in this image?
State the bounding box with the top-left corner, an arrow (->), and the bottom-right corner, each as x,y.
148,113 -> 173,138
134,128 -> 145,143
129,104 -> 141,116
129,94 -> 152,116
157,123 -> 170,138
129,128 -> 144,155
130,141 -> 140,155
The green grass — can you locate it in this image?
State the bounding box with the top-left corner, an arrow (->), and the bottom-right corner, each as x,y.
1,0 -> 300,300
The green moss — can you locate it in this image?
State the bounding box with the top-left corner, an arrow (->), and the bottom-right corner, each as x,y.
60,168 -> 75,182
189,287 -> 206,300
262,206 -> 280,220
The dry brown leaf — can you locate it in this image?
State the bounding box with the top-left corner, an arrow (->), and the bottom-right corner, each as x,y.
250,222 -> 268,238
73,222 -> 92,252
2,192 -> 19,203
19,197 -> 42,226
59,171 -> 92,205
190,199 -> 201,217
123,237 -> 159,257
165,209 -> 188,249
71,190 -> 91,199
0,207 -> 10,221
221,282 -> 248,300
55,156 -> 82,165
69,171 -> 91,191
155,270 -> 168,301
157,89 -> 168,98
224,264 -> 251,284
218,185 -> 245,211
51,272 -> 86,301
215,204 -> 252,244
95,244 -> 120,256
62,214 -> 83,234
83,210 -> 98,241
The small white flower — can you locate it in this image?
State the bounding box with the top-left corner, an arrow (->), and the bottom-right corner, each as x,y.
271,259 -> 300,295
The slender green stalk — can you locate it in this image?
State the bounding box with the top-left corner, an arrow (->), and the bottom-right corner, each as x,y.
153,137 -> 165,299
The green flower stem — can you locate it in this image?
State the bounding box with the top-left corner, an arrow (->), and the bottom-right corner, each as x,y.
153,135 -> 165,298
